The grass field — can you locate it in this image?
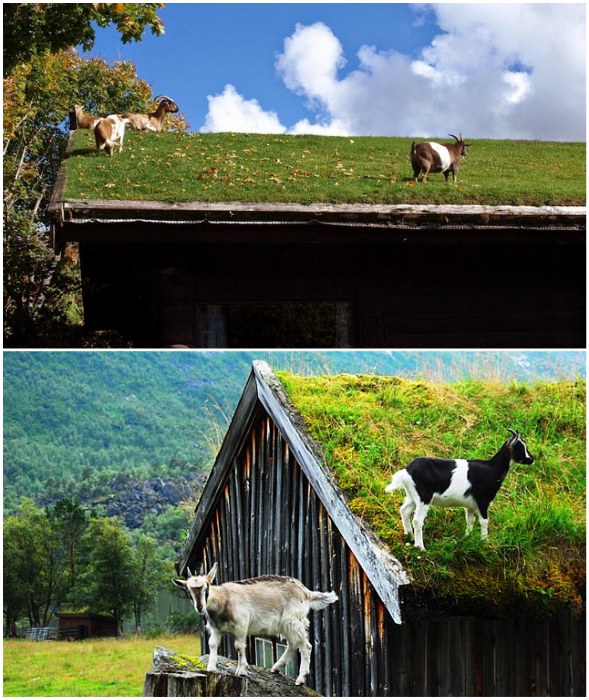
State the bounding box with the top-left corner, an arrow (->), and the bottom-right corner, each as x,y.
62,130 -> 586,206
3,634 -> 201,697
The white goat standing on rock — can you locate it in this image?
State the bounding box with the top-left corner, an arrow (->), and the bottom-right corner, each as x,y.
172,563 -> 338,686
385,429 -> 534,550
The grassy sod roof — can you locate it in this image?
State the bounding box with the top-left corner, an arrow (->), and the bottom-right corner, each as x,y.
277,372 -> 586,617
61,130 -> 586,207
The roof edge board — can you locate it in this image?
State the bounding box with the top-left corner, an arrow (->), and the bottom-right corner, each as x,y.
252,360 -> 410,624
50,199 -> 586,229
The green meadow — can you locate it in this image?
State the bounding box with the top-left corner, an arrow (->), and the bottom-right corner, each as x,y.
3,634 -> 201,697
279,373 -> 586,615
61,130 -> 585,206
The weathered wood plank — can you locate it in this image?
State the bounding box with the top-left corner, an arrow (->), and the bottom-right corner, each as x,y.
53,198 -> 586,229
253,361 -> 410,621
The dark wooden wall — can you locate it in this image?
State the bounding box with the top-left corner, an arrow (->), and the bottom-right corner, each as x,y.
77,223 -> 585,348
184,405 -> 586,696
385,611 -> 585,696
190,406 -> 389,696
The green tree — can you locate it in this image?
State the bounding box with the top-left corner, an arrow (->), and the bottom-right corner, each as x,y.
3,3 -> 165,77
130,533 -> 172,632
46,498 -> 89,583
3,501 -> 68,632
2,3 -> 179,347
80,518 -> 137,634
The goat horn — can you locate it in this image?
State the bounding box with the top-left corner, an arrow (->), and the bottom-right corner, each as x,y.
187,566 -> 193,578
153,95 -> 173,102
449,133 -> 459,142
507,428 -> 519,439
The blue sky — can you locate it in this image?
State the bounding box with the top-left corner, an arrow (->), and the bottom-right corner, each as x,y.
83,3 -> 586,140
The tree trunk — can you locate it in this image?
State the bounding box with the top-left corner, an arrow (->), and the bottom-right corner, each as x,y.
143,646 -> 321,697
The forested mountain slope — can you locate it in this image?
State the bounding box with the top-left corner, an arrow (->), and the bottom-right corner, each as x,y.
4,351 -> 584,516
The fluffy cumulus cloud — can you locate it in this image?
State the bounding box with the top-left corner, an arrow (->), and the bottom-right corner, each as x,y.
201,85 -> 286,134
201,4 -> 585,140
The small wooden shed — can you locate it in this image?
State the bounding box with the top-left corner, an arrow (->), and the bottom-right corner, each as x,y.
56,612 -> 118,639
177,362 -> 585,696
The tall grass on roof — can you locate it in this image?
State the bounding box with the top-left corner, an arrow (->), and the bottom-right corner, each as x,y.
278,372 -> 586,616
62,131 -> 586,206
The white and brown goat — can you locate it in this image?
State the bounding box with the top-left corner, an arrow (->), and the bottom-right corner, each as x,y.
94,114 -> 131,156
74,105 -> 100,130
172,563 -> 338,686
411,133 -> 471,184
122,95 -> 179,132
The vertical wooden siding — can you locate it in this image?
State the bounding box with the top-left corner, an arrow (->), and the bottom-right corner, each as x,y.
385,611 -> 586,696
197,409 -> 390,696
195,407 -> 585,696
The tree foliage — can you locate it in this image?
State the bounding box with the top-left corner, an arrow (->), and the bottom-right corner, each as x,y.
3,3 -> 165,77
3,52 -> 154,346
3,500 -> 170,636
3,4 -> 172,347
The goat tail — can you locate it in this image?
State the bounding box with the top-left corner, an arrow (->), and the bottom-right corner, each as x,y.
308,590 -> 338,610
385,468 -> 409,493
410,140 -> 417,155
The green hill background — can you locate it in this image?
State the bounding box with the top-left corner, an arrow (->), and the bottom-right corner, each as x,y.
3,351 -> 585,517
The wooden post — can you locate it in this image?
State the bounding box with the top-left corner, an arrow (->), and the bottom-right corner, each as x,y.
68,107 -> 77,131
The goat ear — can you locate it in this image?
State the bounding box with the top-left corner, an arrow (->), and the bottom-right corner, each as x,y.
172,578 -> 187,589
206,562 -> 218,584
507,428 -> 519,442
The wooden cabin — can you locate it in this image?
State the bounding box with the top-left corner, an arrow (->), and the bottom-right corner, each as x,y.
176,361 -> 585,696
48,130 -> 585,349
56,612 -> 118,640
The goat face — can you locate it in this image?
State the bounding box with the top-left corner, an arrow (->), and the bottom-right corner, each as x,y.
506,428 -> 534,465
172,563 -> 217,614
154,95 -> 179,114
449,133 -> 471,156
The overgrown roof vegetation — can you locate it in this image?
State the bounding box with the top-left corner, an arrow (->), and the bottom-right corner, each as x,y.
278,372 -> 586,616
61,130 -> 586,207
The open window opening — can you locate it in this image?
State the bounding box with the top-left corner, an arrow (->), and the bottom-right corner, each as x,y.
254,637 -> 296,679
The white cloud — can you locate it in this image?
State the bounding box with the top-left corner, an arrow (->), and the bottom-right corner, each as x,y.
200,84 -> 286,134
201,5 -> 586,140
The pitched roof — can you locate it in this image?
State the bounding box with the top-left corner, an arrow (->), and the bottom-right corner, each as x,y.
178,360 -> 410,623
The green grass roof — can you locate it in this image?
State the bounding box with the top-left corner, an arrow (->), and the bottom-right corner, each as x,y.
277,373 -> 586,616
61,130 -> 586,207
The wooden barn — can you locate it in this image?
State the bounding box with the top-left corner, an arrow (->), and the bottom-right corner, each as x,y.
56,612 -> 118,640
176,361 -> 585,696
48,130 -> 586,349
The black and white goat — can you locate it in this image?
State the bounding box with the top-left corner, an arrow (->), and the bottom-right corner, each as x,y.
384,429 -> 534,550
410,133 -> 471,184
122,95 -> 179,132
172,563 -> 337,686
